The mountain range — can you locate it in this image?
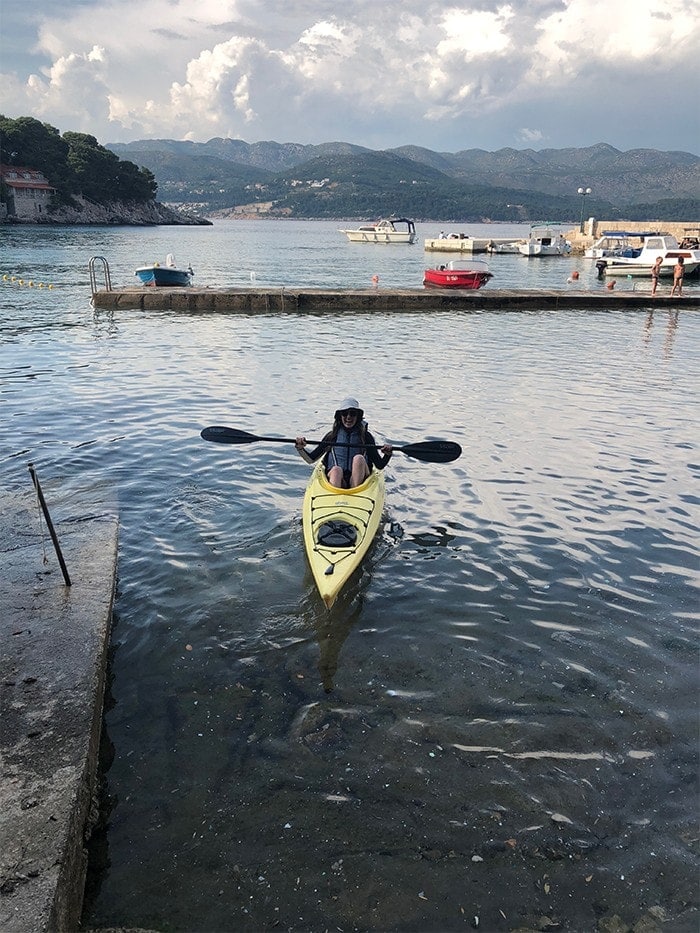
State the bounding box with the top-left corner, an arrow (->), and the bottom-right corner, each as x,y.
106,139 -> 700,222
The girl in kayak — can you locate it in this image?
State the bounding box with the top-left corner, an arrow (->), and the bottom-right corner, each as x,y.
295,397 -> 393,488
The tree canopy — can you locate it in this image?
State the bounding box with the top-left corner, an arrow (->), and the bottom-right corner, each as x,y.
0,116 -> 157,207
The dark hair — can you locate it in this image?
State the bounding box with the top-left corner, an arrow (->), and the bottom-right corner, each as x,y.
328,412 -> 367,444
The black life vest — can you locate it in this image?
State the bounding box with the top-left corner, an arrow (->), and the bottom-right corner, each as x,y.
328,424 -> 366,473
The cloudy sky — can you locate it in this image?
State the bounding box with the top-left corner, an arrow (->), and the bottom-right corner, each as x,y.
1,0 -> 698,154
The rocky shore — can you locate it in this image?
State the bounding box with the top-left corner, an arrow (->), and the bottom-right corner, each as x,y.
2,196 -> 210,226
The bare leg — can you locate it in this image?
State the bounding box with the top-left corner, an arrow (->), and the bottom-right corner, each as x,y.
327,465 -> 345,487
350,454 -> 370,488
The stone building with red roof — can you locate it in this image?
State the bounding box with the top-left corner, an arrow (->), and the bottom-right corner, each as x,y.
0,165 -> 55,220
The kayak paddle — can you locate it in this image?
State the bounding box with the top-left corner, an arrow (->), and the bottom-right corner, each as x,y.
200,425 -> 461,463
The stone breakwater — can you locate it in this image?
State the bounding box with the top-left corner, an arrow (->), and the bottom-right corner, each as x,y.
0,492 -> 118,933
91,286 -> 699,313
566,219 -> 698,253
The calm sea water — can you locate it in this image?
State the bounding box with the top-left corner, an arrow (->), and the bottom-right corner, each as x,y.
1,221 -> 698,932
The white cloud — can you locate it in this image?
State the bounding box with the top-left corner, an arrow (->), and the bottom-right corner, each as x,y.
518,128 -> 545,144
436,7 -> 514,58
15,44 -> 112,129
531,0 -> 695,76
0,0 -> 698,152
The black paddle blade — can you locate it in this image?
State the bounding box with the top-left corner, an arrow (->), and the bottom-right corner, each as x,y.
201,425 -> 462,463
201,426 -> 261,444
398,441 -> 462,463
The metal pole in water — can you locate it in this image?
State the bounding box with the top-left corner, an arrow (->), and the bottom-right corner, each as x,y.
28,462 -> 72,587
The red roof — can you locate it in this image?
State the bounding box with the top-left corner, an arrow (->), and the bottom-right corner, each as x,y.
0,164 -> 54,190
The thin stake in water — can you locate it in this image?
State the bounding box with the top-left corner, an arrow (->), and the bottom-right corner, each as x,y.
28,462 -> 71,587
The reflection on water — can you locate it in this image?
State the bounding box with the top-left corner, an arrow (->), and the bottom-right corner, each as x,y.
643,308 -> 680,359
0,223 -> 698,932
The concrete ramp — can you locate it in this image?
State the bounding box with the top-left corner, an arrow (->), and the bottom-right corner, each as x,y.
0,487 -> 118,932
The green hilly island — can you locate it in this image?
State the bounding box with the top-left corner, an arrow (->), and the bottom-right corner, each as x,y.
1,115 -> 698,222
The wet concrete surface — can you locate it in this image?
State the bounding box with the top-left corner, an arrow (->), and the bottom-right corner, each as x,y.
0,486 -> 118,932
90,285 -> 700,313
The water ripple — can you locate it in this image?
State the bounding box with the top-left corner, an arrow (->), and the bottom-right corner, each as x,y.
2,222 -> 698,932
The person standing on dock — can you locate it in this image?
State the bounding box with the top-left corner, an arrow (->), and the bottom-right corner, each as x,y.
671,257 -> 685,297
651,256 -> 663,296
295,397 -> 393,488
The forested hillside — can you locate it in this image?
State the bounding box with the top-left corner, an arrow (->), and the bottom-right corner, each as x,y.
0,115 -> 157,208
108,138 -> 700,221
2,115 -> 698,223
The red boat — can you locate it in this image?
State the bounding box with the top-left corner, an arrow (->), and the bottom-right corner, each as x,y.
423,259 -> 493,290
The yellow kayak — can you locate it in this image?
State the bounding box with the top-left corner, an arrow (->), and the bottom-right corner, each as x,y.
302,460 -> 385,608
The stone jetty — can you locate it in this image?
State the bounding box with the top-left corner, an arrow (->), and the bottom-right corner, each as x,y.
0,488 -> 118,932
90,285 -> 698,313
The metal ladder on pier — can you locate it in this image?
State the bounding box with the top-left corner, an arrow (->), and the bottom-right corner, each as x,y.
88,256 -> 112,297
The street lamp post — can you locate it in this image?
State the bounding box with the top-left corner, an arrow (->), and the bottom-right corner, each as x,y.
578,186 -> 592,233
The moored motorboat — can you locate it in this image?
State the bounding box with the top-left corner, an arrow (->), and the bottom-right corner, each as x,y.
487,240 -> 523,254
302,461 -> 385,608
599,233 -> 700,276
339,218 -> 416,244
519,224 -> 571,257
583,230 -> 656,259
423,259 -> 493,289
135,253 -> 193,286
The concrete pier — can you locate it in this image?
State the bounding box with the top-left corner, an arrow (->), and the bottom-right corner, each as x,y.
424,236 -> 513,253
91,285 -> 698,313
0,488 -> 118,932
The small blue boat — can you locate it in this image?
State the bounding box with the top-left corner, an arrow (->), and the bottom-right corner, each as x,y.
135,254 -> 193,287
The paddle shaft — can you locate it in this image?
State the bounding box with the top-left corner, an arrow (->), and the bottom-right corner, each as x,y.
203,426 -> 389,448
201,426 -> 462,463
242,435 -> 385,449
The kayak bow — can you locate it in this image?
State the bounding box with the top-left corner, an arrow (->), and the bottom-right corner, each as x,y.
302,461 -> 385,608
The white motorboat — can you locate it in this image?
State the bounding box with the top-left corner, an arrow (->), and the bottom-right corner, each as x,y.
518,224 -> 571,257
339,217 -> 416,244
487,240 -> 523,254
583,231 -> 653,259
600,234 -> 700,277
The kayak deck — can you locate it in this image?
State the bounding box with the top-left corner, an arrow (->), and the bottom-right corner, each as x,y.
302,463 -> 385,608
